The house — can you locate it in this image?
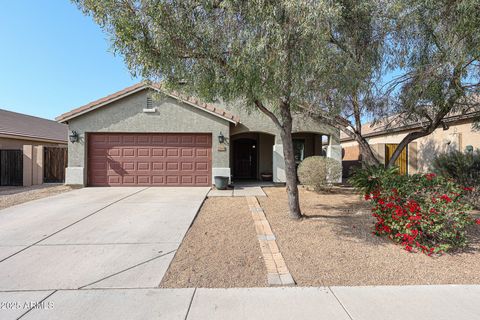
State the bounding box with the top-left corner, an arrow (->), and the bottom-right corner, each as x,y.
341,112 -> 480,177
56,82 -> 341,187
0,109 -> 67,186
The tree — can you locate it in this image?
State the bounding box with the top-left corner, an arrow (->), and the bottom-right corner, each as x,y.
299,0 -> 390,166
382,0 -> 480,167
73,0 -> 343,219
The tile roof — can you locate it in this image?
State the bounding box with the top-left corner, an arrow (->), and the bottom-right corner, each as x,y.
340,111 -> 480,142
0,109 -> 67,143
56,82 -> 240,124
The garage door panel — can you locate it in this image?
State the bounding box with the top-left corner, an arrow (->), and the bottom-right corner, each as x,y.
152,148 -> 165,157
88,133 -> 211,186
137,162 -> 150,171
181,162 -> 194,171
152,162 -> 165,171
166,162 -> 179,171
195,162 -> 209,171
137,176 -> 150,184
123,148 -> 135,157
195,176 -> 209,184
166,176 -> 179,184
137,148 -> 150,157
152,176 -> 165,184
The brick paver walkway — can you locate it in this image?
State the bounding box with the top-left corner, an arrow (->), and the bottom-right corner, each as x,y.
246,196 -> 294,286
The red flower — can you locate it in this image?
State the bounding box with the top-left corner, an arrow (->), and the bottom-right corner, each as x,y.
425,173 -> 436,180
440,194 -> 452,203
405,245 -> 413,252
463,187 -> 473,192
364,194 -> 371,200
408,200 -> 420,213
476,219 -> 480,225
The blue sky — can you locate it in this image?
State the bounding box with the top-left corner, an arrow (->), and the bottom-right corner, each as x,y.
0,1 -> 139,120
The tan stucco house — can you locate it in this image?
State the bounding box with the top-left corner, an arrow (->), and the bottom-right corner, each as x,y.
341,112 -> 480,177
56,83 -> 341,187
0,109 -> 67,186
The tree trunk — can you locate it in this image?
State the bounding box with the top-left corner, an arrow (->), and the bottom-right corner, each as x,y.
356,134 -> 380,166
386,131 -> 427,168
279,102 -> 302,219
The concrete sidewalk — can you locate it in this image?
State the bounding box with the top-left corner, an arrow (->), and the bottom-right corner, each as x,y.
3,285 -> 478,320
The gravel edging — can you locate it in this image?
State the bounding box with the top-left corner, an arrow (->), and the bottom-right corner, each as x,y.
0,184 -> 74,210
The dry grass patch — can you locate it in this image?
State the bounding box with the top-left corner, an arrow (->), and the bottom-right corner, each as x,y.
0,184 -> 73,210
259,186 -> 480,286
160,197 -> 267,288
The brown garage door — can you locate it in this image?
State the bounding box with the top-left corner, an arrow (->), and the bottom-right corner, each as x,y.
88,133 -> 212,186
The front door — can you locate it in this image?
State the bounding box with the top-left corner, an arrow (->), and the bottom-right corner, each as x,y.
233,139 -> 257,179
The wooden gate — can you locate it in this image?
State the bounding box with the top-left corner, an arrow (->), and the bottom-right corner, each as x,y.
0,150 -> 23,186
44,147 -> 67,183
385,144 -> 408,175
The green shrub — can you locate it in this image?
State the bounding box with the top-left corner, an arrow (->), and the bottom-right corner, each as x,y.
350,166 -> 477,254
349,165 -> 400,195
297,156 -> 342,191
432,150 -> 480,209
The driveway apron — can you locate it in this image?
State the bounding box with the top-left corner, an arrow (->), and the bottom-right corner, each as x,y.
0,187 -> 209,291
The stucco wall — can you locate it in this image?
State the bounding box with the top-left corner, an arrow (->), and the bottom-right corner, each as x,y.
340,119 -> 480,173
66,90 -> 230,184
221,102 -> 339,144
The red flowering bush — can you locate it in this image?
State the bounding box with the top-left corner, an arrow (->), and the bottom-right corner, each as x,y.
351,166 -> 476,254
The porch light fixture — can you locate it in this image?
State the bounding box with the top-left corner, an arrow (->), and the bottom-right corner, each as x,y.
69,130 -> 79,143
218,132 -> 225,144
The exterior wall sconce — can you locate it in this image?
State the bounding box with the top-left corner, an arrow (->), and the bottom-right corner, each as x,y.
218,132 -> 225,144
466,145 -> 474,153
69,130 -> 79,143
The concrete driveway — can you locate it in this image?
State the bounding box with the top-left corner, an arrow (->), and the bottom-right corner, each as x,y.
0,187 -> 209,293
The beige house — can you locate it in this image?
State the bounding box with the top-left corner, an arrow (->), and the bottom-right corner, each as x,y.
341,112 -> 480,176
0,109 -> 67,186
56,83 -> 341,187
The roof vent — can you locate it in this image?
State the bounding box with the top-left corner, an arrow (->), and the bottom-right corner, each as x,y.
143,97 -> 157,113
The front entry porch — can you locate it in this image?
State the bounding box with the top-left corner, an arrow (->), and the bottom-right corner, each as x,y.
230,132 -> 275,181
229,131 -> 341,184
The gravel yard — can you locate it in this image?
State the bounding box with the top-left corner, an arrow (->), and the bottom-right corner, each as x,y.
259,187 -> 480,286
160,197 -> 267,288
0,184 -> 74,210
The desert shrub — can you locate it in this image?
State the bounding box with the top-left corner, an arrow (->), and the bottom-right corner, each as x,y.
351,167 -> 478,254
297,156 -> 342,191
432,150 -> 480,209
349,165 -> 400,195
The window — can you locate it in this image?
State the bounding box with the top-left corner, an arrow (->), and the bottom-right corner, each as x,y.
293,139 -> 305,163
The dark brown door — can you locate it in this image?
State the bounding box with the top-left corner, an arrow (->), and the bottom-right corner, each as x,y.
0,150 -> 23,186
233,138 -> 257,179
44,147 -> 67,183
88,133 -> 212,186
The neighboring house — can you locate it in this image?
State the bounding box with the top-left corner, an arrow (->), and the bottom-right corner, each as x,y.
56,82 -> 341,187
0,109 -> 67,186
341,112 -> 480,177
